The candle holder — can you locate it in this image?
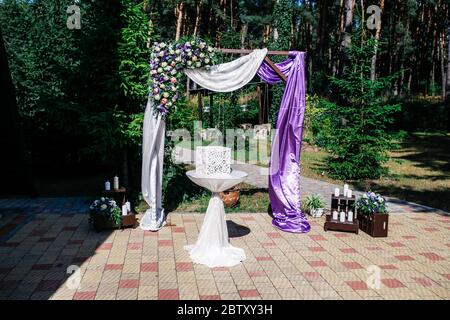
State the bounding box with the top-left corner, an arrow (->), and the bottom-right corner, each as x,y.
324,193 -> 359,234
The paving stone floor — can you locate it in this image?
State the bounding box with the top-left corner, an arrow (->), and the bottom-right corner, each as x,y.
0,197 -> 449,300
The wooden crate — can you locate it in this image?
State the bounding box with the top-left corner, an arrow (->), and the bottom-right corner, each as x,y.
331,194 -> 356,212
359,213 -> 389,237
324,214 -> 359,234
102,187 -> 127,206
121,214 -> 138,229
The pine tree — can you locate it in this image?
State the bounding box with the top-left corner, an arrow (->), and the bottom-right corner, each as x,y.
323,37 -> 402,180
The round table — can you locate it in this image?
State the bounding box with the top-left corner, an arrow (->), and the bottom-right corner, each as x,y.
185,170 -> 248,268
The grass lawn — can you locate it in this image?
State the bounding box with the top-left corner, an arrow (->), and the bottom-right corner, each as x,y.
172,183 -> 270,213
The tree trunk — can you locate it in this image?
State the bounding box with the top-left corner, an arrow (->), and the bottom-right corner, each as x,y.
440,32 -> 446,101
193,1 -> 203,37
175,2 -> 184,41
338,0 -> 355,76
370,0 -> 384,81
446,28 -> 450,130
430,27 -> 437,96
317,0 -> 328,60
122,148 -> 129,189
240,24 -> 248,49
332,0 -> 345,76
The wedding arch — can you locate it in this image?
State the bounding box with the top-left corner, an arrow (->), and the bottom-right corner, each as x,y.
140,40 -> 310,234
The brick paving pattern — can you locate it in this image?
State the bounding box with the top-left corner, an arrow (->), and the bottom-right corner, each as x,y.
0,196 -> 449,300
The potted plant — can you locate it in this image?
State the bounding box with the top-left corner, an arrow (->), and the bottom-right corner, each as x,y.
304,194 -> 325,218
220,186 -> 241,208
89,197 -> 122,231
356,191 -> 389,237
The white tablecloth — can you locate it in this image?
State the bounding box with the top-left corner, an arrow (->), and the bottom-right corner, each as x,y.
185,170 -> 248,267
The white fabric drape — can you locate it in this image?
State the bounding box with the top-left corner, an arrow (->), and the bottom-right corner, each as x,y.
184,48 -> 267,92
140,48 -> 267,232
185,170 -> 247,267
140,99 -> 166,231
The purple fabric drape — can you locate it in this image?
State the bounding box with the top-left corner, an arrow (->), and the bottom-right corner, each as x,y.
257,52 -> 311,233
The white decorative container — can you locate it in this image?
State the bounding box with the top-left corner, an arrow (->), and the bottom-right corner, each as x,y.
195,146 -> 231,176
310,208 -> 324,218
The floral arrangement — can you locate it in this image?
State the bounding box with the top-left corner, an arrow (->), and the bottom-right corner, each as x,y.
89,197 -> 122,226
355,192 -> 388,215
149,39 -> 217,115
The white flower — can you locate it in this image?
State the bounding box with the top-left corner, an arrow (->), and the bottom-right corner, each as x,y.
171,86 -> 177,91
200,53 -> 205,58
175,49 -> 181,55
171,69 -> 177,75
100,204 -> 107,211
163,92 -> 170,98
205,58 -> 210,64
159,84 -> 166,89
167,101 -> 173,107
160,43 -> 166,48
157,67 -> 163,73
207,47 -> 213,52
161,62 -> 167,68
100,197 -> 105,201
362,194 -> 368,198
154,94 -> 161,101
159,51 -> 164,57
196,62 -> 201,68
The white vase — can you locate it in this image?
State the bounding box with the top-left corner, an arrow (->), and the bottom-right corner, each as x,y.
310,207 -> 324,218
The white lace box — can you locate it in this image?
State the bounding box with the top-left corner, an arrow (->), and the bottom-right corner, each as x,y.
195,146 -> 231,176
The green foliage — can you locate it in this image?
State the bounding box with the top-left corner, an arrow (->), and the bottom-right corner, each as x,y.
1,0 -> 81,133
118,0 -> 151,106
303,94 -> 333,147
268,0 -> 293,127
205,92 -> 259,132
303,194 -> 325,210
321,37 -> 402,180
